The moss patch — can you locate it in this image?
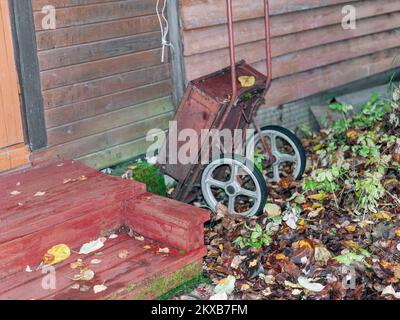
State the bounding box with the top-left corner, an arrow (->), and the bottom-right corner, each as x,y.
109,159 -> 167,196
157,273 -> 211,300
131,161 -> 166,196
127,262 -> 203,300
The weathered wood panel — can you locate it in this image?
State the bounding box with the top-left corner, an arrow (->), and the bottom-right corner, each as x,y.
32,0 -> 158,31
185,29 -> 400,80
36,14 -> 161,51
180,0 -> 400,111
31,0 -> 173,168
40,48 -> 166,90
263,47 -> 400,107
183,11 -> 400,56
180,0 -> 361,30
45,81 -> 172,128
33,107 -> 173,168
38,31 -> 162,70
47,97 -> 174,145
43,63 -> 170,109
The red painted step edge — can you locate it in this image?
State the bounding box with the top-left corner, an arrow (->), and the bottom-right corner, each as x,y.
124,192 -> 210,252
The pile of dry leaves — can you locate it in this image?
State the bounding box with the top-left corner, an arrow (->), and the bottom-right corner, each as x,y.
202,86 -> 400,300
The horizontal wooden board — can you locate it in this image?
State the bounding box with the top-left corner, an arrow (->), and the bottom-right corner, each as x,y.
180,0 -> 360,30
34,111 -> 174,161
77,135 -> 157,169
38,31 -> 162,70
183,11 -> 400,57
33,0 -> 158,31
32,0 -> 117,11
45,81 -> 172,128
36,14 -> 160,51
262,47 -> 400,108
271,29 -> 400,78
40,48 -> 166,91
43,63 -> 170,109
185,29 -> 400,80
47,97 -> 174,145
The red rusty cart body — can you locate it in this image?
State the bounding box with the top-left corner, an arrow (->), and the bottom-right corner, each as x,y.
158,0 -> 306,217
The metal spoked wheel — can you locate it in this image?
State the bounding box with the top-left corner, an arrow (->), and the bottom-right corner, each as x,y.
247,125 -> 306,182
201,154 -> 268,217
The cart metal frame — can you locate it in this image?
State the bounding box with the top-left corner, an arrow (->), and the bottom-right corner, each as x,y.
159,0 -> 274,204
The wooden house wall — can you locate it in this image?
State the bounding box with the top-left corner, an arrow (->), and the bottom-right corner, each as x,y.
30,0 -> 173,168
180,0 -> 400,112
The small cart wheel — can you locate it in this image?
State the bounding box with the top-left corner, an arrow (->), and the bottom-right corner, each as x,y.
247,125 -> 306,182
201,154 -> 268,217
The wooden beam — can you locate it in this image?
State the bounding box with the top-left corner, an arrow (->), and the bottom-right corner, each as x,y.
167,0 -> 186,107
9,0 -> 47,151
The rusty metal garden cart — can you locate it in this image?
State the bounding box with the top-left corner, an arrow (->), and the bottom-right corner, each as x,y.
158,0 -> 306,217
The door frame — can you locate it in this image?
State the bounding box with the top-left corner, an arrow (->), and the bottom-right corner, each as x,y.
8,0 -> 47,151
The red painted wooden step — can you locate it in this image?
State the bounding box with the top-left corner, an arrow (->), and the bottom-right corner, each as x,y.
0,160 -> 209,299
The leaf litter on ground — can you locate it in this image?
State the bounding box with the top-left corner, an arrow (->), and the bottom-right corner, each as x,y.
196,86 -> 400,300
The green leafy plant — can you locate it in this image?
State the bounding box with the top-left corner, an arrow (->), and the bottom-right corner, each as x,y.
303,163 -> 348,194
233,223 -> 272,249
329,102 -> 353,135
243,92 -> 252,100
253,149 -> 266,172
354,172 -> 385,214
353,93 -> 391,129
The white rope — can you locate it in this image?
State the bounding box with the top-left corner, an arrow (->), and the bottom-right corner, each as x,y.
156,0 -> 174,63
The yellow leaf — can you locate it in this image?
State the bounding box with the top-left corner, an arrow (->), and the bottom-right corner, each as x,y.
384,178 -> 398,186
43,244 -> 71,266
299,239 -> 314,251
346,225 -> 356,232
311,203 -> 324,209
343,240 -> 359,252
312,144 -> 324,151
241,284 -> 250,291
219,244 -> 224,251
308,207 -> 324,218
346,129 -> 359,140
249,259 -> 258,267
393,264 -> 400,280
275,253 -> 287,261
238,76 -> 256,88
128,165 -> 138,170
396,229 -> 400,238
373,212 -> 393,221
298,219 -> 306,226
380,260 -> 391,269
307,194 -> 330,200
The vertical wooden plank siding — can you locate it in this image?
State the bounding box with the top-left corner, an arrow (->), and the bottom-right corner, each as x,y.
179,0 -> 400,108
30,0 -> 174,168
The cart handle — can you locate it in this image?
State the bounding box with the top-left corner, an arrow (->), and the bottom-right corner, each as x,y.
226,0 -> 272,102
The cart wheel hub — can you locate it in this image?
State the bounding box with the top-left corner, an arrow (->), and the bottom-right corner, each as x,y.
225,184 -> 238,196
